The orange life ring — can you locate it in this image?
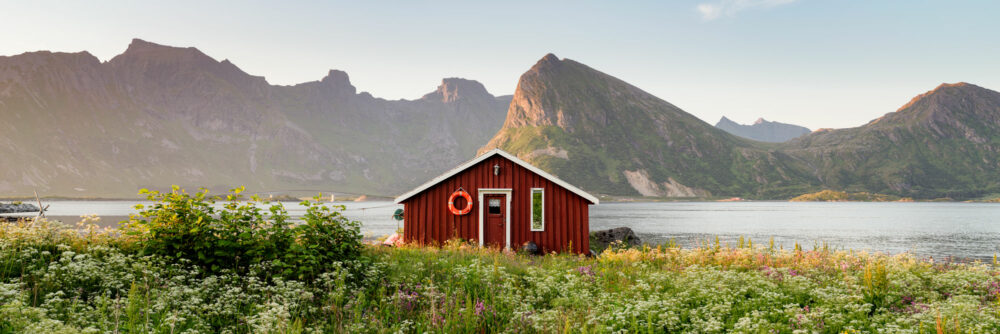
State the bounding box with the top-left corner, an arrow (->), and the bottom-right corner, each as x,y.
448,189 -> 473,215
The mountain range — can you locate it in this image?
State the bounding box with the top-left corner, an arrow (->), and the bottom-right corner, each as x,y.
715,117 -> 810,143
2,40 -> 998,200
0,39 -> 509,197
483,55 -> 1000,199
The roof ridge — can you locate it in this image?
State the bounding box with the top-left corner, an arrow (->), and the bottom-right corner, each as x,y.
394,148 -> 599,204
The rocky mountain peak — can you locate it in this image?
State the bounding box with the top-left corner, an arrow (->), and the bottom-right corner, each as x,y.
529,53 -> 562,73
539,53 -> 560,63
501,53 -> 688,134
864,82 -> 1000,131
896,82 -> 981,112
123,38 -> 171,53
501,53 -> 576,130
421,78 -> 490,103
0,50 -> 102,68
113,38 -> 211,64
715,116 -> 810,143
108,38 -> 268,94
319,69 -> 357,95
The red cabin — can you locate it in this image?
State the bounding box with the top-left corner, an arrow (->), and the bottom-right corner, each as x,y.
394,149 -> 599,254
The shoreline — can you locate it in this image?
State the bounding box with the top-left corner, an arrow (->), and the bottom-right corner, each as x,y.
6,196 -> 996,203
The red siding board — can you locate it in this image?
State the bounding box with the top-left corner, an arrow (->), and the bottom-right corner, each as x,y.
401,154 -> 593,254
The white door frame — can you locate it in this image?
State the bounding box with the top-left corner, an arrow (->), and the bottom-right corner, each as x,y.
478,188 -> 512,250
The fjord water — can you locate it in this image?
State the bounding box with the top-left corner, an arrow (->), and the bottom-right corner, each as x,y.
591,202 -> 1000,261
16,201 -> 1000,260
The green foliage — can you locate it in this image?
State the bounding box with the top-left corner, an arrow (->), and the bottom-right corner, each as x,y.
862,259 -> 891,315
122,186 -> 363,280
278,198 -> 363,280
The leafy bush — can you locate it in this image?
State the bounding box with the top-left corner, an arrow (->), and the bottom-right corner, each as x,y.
279,199 -> 364,280
122,186 -> 363,280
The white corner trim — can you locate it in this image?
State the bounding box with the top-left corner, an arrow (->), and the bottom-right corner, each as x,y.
477,188 -> 512,250
530,187 -> 545,232
393,148 -> 599,205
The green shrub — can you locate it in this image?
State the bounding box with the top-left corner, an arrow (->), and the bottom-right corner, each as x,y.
122,186 -> 363,280
279,198 -> 363,280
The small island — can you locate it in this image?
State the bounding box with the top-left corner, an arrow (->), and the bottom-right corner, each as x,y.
789,190 -> 914,202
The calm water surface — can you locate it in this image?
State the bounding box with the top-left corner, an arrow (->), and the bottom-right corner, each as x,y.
10,201 -> 1000,260
591,202 -> 1000,260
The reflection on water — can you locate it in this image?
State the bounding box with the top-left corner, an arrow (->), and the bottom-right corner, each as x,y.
9,200 -> 1000,260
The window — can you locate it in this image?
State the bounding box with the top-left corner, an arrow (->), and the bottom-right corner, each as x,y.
488,199 -> 501,214
530,188 -> 544,231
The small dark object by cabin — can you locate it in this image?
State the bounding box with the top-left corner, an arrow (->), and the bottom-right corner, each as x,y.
522,241 -> 540,255
590,227 -> 642,252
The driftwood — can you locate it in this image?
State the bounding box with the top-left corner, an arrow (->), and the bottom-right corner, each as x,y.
34,190 -> 49,219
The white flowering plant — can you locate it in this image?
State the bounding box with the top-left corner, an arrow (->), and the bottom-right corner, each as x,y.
3,196 -> 1000,332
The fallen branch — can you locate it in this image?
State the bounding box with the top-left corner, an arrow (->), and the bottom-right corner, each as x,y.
34,190 -> 49,219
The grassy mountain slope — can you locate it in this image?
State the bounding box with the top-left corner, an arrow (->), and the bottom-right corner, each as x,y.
782,83 -> 1000,199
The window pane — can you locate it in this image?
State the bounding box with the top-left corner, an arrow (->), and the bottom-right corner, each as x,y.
488,199 -> 501,214
531,189 -> 543,230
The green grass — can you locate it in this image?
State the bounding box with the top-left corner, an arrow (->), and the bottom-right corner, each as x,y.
3,216 -> 1000,333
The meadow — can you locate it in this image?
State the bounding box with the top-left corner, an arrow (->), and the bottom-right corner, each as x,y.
1,189 -> 998,333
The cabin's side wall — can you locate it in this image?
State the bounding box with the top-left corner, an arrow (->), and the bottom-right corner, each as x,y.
402,155 -> 590,254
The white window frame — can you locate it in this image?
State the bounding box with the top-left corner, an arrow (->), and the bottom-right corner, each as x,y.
477,188 -> 512,250
530,187 -> 545,231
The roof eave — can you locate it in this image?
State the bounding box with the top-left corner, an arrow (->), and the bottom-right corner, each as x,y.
393,148 -> 599,205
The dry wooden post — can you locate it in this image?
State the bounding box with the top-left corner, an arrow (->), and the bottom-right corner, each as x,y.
34,190 -> 49,219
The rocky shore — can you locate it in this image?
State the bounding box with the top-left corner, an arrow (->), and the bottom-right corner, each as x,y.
0,202 -> 40,214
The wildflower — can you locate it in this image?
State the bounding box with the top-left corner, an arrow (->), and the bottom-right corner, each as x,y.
474,300 -> 486,316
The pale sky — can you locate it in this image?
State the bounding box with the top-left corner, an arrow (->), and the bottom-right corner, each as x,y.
2,0 -> 997,130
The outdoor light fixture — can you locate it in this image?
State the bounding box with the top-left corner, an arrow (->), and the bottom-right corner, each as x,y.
494,164 -> 500,175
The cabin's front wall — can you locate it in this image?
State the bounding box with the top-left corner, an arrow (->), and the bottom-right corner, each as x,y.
402,155 -> 590,254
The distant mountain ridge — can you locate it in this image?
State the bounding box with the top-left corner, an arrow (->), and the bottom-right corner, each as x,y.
715,116 -> 810,142
0,39 -> 510,197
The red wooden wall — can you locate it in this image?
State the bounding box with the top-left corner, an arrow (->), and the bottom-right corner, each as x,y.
402,155 -> 592,254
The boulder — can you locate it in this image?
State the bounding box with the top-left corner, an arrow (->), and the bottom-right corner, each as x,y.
521,241 -> 540,255
589,227 -> 642,251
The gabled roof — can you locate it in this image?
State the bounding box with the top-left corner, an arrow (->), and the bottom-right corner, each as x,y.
394,148 -> 599,204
